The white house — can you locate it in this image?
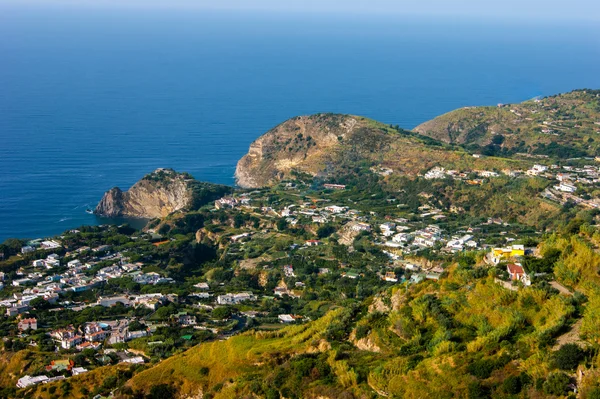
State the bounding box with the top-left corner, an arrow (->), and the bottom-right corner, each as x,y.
424,167 -> 447,179
71,367 -> 88,376
554,183 -> 577,193
17,375 -> 49,388
121,356 -> 145,364
217,292 -> 256,305
325,205 -> 346,214
97,296 -> 131,307
351,222 -> 371,232
278,314 -> 295,323
526,164 -> 548,176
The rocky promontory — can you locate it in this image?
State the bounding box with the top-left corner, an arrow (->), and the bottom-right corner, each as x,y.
95,168 -> 232,219
234,113 -> 503,188
235,114 -> 396,188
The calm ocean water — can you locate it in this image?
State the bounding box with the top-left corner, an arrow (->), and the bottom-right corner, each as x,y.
1,6 -> 599,241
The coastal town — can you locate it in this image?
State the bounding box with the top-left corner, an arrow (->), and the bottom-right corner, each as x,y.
2,162 -> 585,394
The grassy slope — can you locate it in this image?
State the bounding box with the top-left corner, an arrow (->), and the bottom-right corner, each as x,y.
127,308 -> 345,397
125,241 -> 600,398
414,89 -> 600,156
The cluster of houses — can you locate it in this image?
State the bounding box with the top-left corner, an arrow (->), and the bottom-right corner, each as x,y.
423,166 -> 499,183
278,202 -> 361,227
381,221 -> 479,254
216,292 -> 256,305
214,195 -> 251,210
16,349 -> 145,389
49,317 -> 151,350
17,374 -> 67,389
1,242 -> 178,318
423,162 -> 600,210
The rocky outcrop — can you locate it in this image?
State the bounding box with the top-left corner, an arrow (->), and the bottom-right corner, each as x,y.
95,169 -> 195,219
95,187 -> 127,218
235,113 -> 395,188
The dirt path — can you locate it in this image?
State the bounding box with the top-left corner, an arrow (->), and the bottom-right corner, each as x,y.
550,281 -> 573,296
553,319 -> 586,350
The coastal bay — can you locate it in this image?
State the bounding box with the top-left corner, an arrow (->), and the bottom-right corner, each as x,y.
1,8 -> 600,240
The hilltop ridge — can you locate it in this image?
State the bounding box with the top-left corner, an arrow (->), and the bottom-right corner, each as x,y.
235,113 -> 525,188
414,89 -> 600,158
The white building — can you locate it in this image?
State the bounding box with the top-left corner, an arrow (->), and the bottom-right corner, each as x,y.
325,205 -> 346,214
526,164 -> 548,176
392,233 -> 411,243
424,167 -> 447,179
380,222 -> 396,237
71,367 -> 88,376
350,222 -> 371,232
41,240 -> 61,250
97,296 -> 131,307
121,356 -> 145,364
217,292 -> 256,305
17,375 -> 49,388
278,314 -> 295,323
194,282 -> 210,290
554,183 -> 577,193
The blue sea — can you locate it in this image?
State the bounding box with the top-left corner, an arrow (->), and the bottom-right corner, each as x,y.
1,5 -> 600,242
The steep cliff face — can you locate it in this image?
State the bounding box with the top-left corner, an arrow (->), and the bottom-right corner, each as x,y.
94,187 -> 127,217
235,114 -> 395,188
95,169 -> 196,219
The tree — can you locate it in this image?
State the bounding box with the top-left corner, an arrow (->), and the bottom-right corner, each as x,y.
502,375 -> 522,394
128,320 -> 146,332
276,218 -> 288,232
587,387 -> 600,399
554,343 -> 584,370
148,384 -> 177,399
491,134 -> 505,145
30,296 -> 50,310
317,225 -> 336,239
543,372 -> 570,396
157,224 -> 171,235
467,381 -> 489,399
0,238 -> 25,257
212,307 -> 232,320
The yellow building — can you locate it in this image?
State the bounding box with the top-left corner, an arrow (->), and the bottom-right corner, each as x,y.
491,245 -> 525,264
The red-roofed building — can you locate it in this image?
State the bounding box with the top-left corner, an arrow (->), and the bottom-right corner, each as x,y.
45,359 -> 74,372
507,263 -> 526,281
18,318 -> 37,331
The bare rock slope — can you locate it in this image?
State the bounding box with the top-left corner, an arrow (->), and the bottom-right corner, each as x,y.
95,169 -> 193,218
95,169 -> 231,219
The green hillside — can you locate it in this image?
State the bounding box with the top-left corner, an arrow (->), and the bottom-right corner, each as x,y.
414,89 -> 600,159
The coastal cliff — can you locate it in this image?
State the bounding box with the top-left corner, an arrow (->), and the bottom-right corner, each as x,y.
235,113 -> 516,188
235,114 -> 359,188
95,169 -> 232,219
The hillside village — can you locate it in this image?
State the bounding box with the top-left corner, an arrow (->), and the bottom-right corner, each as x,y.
0,171 -> 582,394
1,90 -> 600,398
